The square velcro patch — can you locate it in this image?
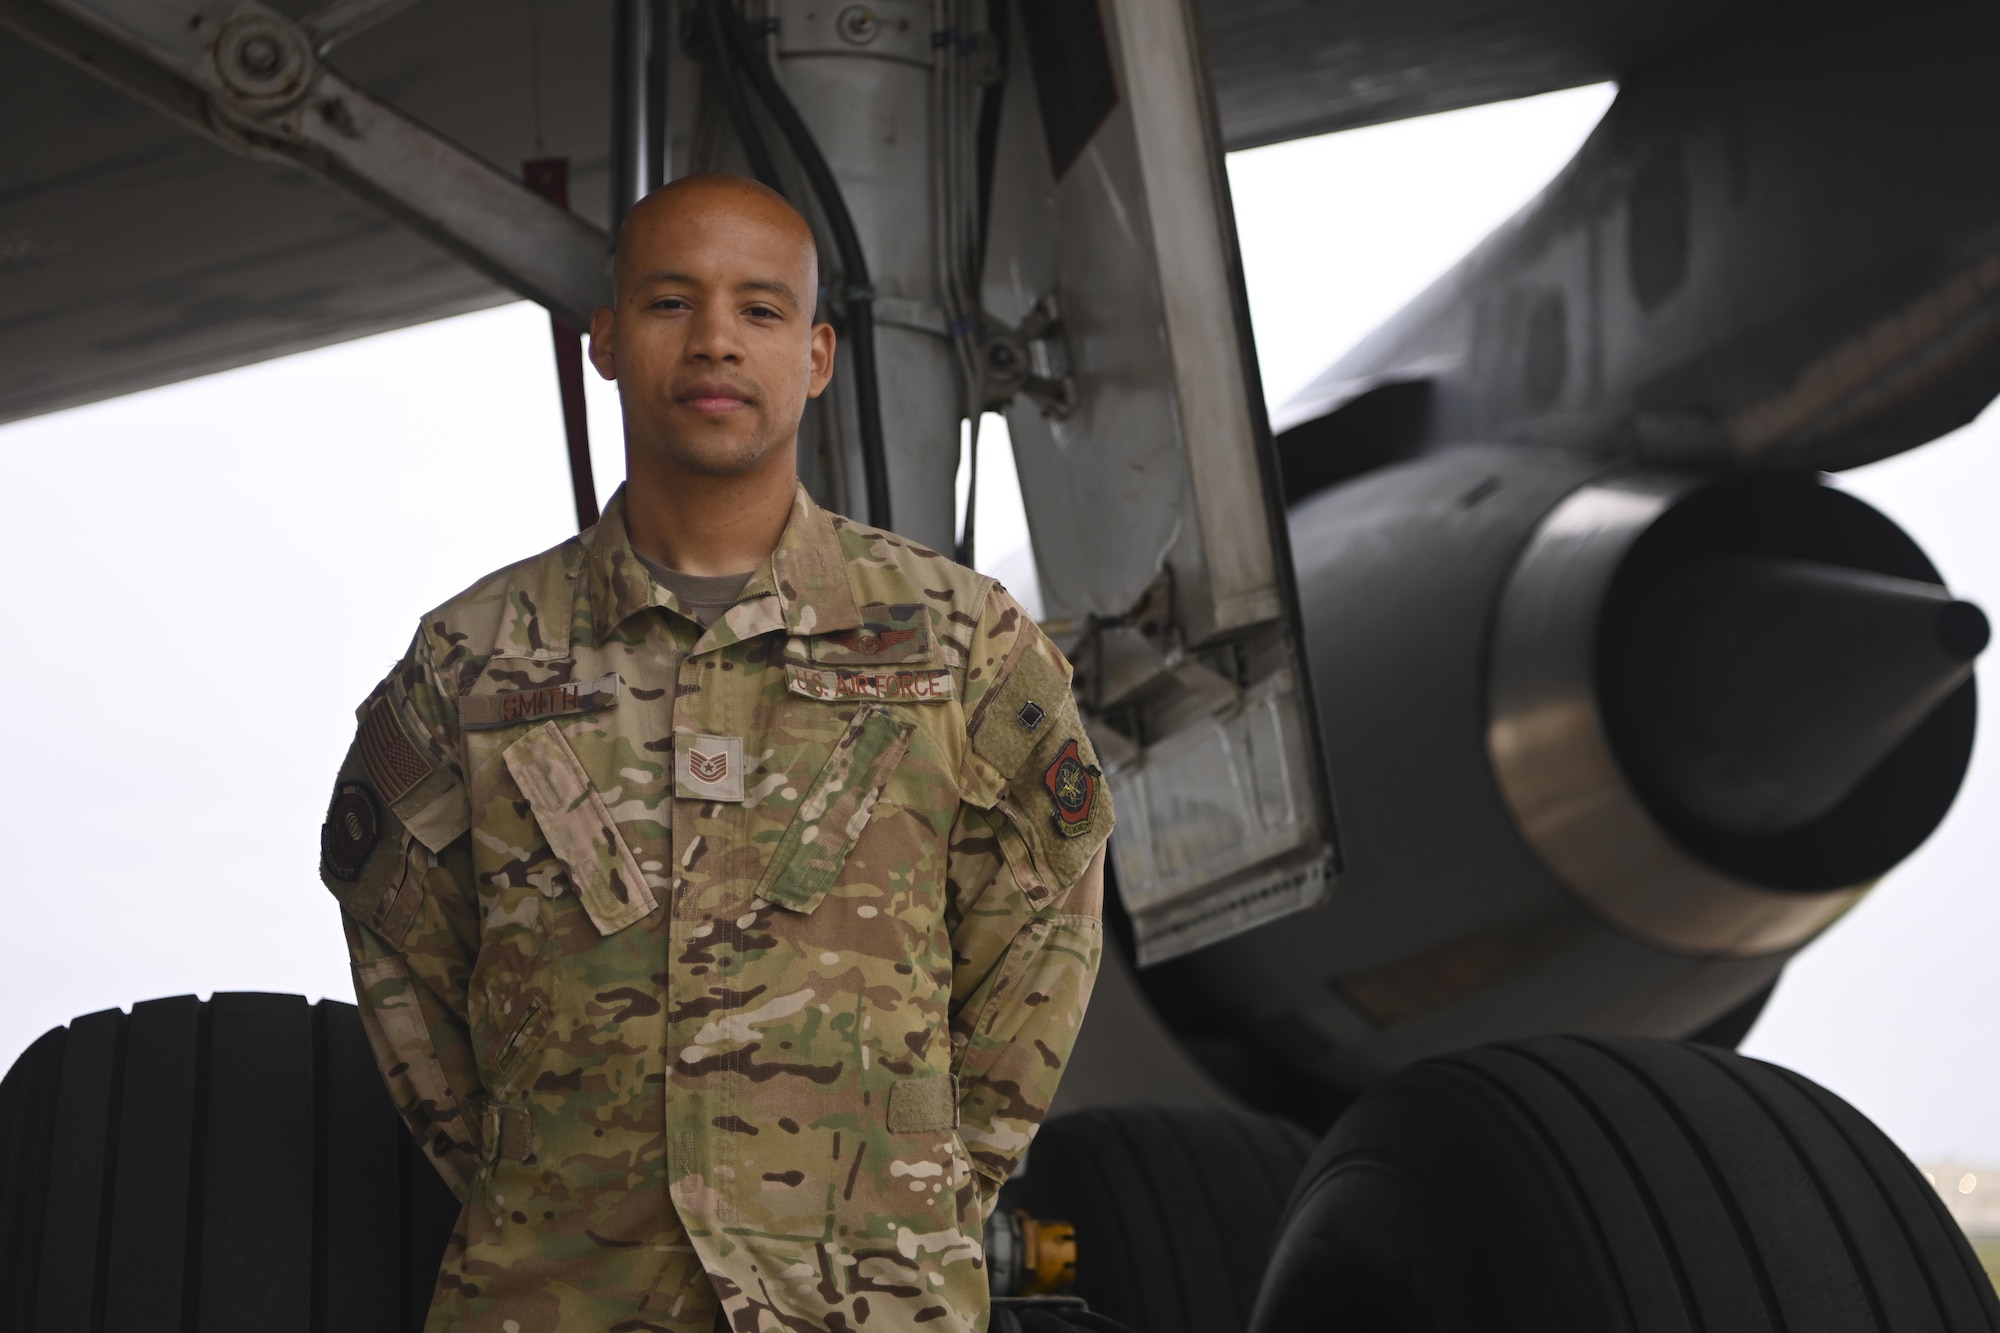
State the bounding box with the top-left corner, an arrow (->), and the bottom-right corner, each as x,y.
886,1075 -> 957,1133
970,641 -> 1072,782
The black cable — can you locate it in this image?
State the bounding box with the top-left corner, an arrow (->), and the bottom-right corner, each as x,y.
610,0 -> 638,234
697,0 -> 782,194
956,424 -> 979,566
707,0 -> 893,530
973,0 -> 1010,274
644,0 -> 669,192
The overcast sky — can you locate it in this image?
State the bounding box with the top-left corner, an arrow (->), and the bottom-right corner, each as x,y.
4,83 -> 1995,1166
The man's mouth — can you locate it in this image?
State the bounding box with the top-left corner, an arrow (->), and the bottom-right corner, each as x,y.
679,382 -> 753,416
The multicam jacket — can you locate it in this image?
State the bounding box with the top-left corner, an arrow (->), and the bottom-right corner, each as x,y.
318,484 -> 1109,1333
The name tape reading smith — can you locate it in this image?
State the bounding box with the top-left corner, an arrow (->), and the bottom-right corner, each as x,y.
459,674 -> 622,730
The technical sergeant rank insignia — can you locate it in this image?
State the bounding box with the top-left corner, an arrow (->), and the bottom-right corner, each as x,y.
677,733 -> 746,802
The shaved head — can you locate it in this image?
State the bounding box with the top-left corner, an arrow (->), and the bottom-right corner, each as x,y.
612,173 -> 819,309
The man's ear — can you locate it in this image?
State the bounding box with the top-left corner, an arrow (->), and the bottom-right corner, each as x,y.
587,306 -> 617,381
806,321 -> 837,398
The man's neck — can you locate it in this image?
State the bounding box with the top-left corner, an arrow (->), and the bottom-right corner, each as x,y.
621,446 -> 798,577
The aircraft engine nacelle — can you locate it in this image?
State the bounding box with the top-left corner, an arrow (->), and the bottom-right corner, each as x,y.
1136,446 -> 1982,1112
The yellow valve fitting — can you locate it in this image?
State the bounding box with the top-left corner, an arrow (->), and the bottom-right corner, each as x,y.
1017,1211 -> 1078,1295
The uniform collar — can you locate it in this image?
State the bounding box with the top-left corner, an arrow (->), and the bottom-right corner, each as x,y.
584,482 -> 863,646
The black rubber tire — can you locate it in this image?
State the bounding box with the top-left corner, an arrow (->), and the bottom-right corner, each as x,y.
1000,1103 -> 1318,1333
1249,1035 -> 2000,1333
991,1296 -> 1139,1333
0,993 -> 461,1332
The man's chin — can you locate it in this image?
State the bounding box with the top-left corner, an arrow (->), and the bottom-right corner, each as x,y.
652,433 -> 781,479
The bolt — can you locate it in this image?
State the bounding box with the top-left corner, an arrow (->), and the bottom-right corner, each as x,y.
238,33 -> 282,76
835,5 -> 879,43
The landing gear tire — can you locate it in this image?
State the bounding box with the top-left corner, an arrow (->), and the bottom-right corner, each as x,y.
1000,1104 -> 1317,1333
0,993 -> 460,1332
1249,1036 -> 2000,1333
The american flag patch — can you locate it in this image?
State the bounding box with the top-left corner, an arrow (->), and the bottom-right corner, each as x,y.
357,696 -> 432,804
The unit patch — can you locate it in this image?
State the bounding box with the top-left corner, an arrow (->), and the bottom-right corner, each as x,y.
321,782 -> 380,881
677,733 -> 746,802
459,673 -> 620,730
787,664 -> 955,703
1042,738 -> 1098,837
357,696 -> 432,804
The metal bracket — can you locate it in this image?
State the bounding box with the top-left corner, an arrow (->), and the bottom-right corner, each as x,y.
0,0 -> 610,329
296,0 -> 424,50
979,292 -> 1076,419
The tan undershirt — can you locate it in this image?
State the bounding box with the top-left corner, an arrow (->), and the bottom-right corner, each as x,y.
635,552 -> 753,630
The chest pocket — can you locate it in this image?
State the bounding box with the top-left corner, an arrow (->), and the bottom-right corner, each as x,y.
756,703 -> 916,914
503,721 -> 660,934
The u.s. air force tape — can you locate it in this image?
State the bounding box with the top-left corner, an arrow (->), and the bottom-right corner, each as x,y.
459,674 -> 620,730
786,664 -> 954,702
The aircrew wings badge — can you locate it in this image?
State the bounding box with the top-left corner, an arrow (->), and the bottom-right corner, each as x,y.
1042,738 -> 1098,838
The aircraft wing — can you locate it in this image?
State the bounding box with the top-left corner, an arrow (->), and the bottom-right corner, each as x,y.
0,0 -> 1737,426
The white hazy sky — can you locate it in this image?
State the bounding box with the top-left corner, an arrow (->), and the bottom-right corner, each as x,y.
4,83 -> 1995,1166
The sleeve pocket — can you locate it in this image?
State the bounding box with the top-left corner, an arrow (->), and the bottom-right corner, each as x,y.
755,703 -> 916,914
503,721 -> 660,935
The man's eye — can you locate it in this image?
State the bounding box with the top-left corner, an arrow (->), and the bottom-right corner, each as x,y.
747,305 -> 779,319
651,296 -> 690,311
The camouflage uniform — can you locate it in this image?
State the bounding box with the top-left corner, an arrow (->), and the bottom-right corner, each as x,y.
318,484 -> 1110,1332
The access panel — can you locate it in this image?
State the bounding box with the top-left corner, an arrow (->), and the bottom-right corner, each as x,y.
980,0 -> 1338,962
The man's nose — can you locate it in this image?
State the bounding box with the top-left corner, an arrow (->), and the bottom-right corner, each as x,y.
687,307 -> 744,361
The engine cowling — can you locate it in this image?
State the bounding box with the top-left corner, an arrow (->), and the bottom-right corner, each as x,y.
1134,447 -> 1980,1112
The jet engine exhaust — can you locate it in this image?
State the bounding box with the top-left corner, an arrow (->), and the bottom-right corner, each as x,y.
1602,557 -> 1989,835
1134,451 -> 1982,1117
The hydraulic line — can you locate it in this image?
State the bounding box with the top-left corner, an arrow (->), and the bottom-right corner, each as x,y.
610,0 -> 637,231
644,0 -> 669,191
935,0 -> 983,564
703,0 -> 893,530
698,0 -> 781,191
522,157 -> 600,531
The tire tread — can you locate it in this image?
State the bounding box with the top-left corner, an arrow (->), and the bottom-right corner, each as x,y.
1253,1036 -> 1998,1333
0,994 -> 462,1331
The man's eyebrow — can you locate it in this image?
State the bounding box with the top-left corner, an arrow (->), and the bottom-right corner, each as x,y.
739,278 -> 804,308
635,271 -> 803,309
